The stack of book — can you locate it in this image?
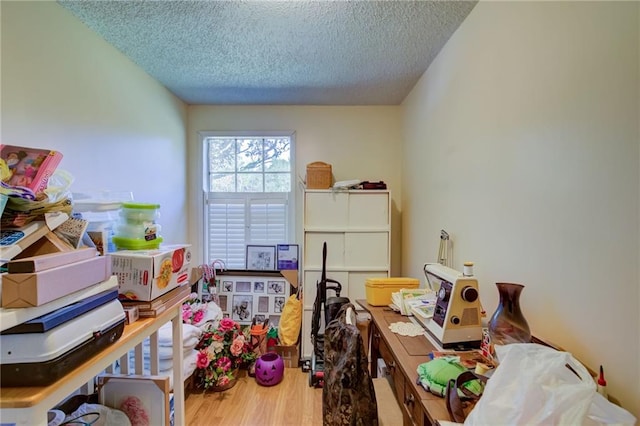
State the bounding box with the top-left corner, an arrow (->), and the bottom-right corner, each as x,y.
120,284 -> 190,318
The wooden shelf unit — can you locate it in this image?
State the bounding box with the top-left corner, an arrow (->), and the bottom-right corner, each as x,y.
0,278 -> 188,426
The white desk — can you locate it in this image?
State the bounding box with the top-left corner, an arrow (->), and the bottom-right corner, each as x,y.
0,278 -> 186,426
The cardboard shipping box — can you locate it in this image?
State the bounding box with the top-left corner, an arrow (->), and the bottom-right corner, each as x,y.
111,244 -> 192,301
275,344 -> 299,368
2,255 -> 112,308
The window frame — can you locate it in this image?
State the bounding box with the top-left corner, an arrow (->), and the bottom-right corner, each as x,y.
199,131 -> 296,268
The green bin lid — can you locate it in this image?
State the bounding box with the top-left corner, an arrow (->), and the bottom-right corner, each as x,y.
113,236 -> 163,250
122,202 -> 160,210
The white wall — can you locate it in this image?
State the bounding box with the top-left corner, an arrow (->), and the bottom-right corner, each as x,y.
1,1 -> 188,244
187,105 -> 403,272
402,1 -> 639,416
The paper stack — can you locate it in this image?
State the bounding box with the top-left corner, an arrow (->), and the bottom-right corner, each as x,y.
391,288 -> 436,316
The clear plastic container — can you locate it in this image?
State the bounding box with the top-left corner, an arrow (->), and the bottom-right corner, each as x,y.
115,222 -> 162,241
72,199 -> 123,254
120,202 -> 160,224
114,202 -> 162,247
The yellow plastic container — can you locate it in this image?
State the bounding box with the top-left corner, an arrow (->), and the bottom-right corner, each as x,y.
365,277 -> 420,306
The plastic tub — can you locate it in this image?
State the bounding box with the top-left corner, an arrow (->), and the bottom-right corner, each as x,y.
120,202 -> 160,224
73,199 -> 123,254
112,236 -> 163,250
365,277 -> 420,306
72,194 -> 127,230
115,222 -> 162,241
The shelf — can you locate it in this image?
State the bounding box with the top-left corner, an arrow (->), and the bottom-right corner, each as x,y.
302,266 -> 390,272
301,189 -> 391,359
0,287 -> 188,426
303,227 -> 389,232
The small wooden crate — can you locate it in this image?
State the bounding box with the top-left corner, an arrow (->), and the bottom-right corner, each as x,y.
306,162 -> 332,189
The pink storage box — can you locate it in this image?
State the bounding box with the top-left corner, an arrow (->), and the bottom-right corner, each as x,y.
2,255 -> 112,308
0,144 -> 63,194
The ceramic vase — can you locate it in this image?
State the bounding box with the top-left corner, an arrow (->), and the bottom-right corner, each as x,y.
488,282 -> 531,345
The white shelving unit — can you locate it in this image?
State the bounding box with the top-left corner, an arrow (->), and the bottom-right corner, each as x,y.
301,189 -> 391,359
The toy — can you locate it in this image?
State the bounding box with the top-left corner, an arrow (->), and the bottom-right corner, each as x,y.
0,144 -> 63,194
255,353 -> 284,386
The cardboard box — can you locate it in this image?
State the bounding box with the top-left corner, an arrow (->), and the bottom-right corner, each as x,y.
123,305 -> 139,324
275,344 -> 299,368
7,247 -> 97,273
2,255 -> 112,308
111,244 -> 191,301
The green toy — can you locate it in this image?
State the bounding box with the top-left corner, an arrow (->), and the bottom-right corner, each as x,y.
417,357 -> 485,397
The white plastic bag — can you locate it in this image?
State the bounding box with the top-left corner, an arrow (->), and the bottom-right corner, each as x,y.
584,392 -> 637,426
44,169 -> 74,203
465,343 -> 596,425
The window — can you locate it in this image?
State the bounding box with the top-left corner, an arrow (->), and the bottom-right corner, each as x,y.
202,133 -> 294,269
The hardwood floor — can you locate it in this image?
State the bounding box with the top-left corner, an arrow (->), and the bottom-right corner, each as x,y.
185,368 -> 323,426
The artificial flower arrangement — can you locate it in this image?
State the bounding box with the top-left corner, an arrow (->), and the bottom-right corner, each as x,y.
182,293 -> 207,326
195,317 -> 256,390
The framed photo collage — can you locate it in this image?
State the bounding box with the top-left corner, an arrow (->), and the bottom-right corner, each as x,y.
217,274 -> 290,326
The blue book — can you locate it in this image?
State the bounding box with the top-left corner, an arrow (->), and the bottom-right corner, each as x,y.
1,289 -> 119,334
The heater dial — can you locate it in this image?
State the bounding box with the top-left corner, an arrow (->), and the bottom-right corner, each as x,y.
461,286 -> 478,302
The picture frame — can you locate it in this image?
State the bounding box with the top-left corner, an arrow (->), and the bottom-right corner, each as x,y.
269,314 -> 281,327
97,374 -> 171,426
267,280 -> 285,294
246,245 -> 276,270
232,294 -> 253,322
274,296 -> 285,313
258,296 -> 270,313
236,281 -> 252,293
218,295 -> 228,311
276,244 -> 299,270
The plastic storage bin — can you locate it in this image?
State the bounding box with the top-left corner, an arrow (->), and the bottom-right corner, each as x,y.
365,277 -> 420,306
113,202 -> 162,250
73,199 -> 123,255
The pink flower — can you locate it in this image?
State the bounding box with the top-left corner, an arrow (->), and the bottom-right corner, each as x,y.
216,356 -> 231,372
230,336 -> 244,356
193,310 -> 205,324
217,376 -> 230,387
182,309 -> 192,324
219,317 -> 235,332
196,350 -> 210,369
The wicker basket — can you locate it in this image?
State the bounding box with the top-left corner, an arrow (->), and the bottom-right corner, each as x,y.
306,162 -> 332,189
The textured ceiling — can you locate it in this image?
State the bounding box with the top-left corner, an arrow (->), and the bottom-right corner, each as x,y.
58,1 -> 477,105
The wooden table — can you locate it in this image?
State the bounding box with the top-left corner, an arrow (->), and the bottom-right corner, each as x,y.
0,280 -> 187,426
357,300 -> 450,426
